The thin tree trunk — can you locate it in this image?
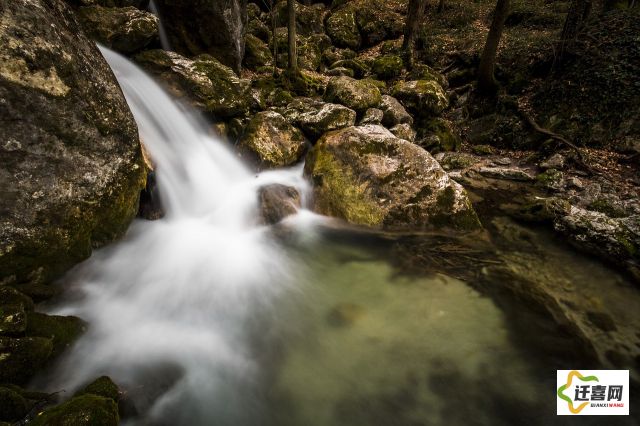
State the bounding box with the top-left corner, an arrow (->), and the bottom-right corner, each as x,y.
402,0 -> 428,69
271,0 -> 278,75
477,0 -> 510,94
437,0 -> 445,13
287,0 -> 298,74
559,0 -> 592,57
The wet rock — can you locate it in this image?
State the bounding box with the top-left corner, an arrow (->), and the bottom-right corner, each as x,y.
324,76 -> 382,113
77,376 -> 120,401
76,6 -> 158,54
478,167 -> 535,182
154,0 -> 247,73
0,0 -> 146,285
259,184 -> 302,225
326,8 -> 360,49
390,123 -> 416,142
391,80 -> 449,118
280,98 -> 356,141
380,95 -> 413,127
237,111 -> 306,169
135,49 -> 252,118
304,125 -> 481,231
25,312 -> 87,358
0,304 -> 26,336
0,336 -> 53,385
359,108 -> 384,125
0,387 -> 29,423
30,394 -> 119,426
372,55 -> 403,80
138,170 -> 164,220
243,34 -> 273,70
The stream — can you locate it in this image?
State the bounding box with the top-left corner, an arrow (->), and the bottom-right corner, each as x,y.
40,47 -> 639,426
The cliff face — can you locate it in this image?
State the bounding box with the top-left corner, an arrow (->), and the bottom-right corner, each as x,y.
0,0 -> 146,285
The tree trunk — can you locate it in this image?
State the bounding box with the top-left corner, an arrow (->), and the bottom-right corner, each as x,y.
477,0 -> 510,94
402,0 -> 428,69
271,0 -> 278,75
437,0 -> 445,13
560,0 -> 592,52
287,0 -> 298,74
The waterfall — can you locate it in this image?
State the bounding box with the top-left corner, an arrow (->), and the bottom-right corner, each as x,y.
148,0 -> 172,51
46,46 -> 313,425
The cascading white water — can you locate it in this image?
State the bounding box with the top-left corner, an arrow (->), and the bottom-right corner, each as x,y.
147,0 -> 172,51
47,46 -> 315,425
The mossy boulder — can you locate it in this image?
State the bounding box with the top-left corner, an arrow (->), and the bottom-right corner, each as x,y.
326,8 -> 361,49
0,287 -> 34,311
251,76 -> 293,109
380,95 -> 413,127
76,5 -> 159,54
243,34 -> 273,70
0,304 -> 26,336
31,394 -> 118,426
154,0 -> 247,73
372,55 -> 403,80
407,64 -> 448,89
324,76 -> 382,113
135,49 -> 252,118
0,386 -> 29,423
304,125 -> 482,231
353,0 -> 404,47
0,0 -> 146,286
328,59 -> 369,78
26,312 -> 87,358
280,97 -> 356,140
237,111 -> 307,169
391,80 -> 449,118
275,0 -> 326,36
418,118 -> 461,152
322,47 -> 356,66
77,376 -> 120,401
0,336 -> 53,384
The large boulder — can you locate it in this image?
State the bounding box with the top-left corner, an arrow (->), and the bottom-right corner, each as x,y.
324,76 -> 382,113
0,0 -> 146,285
243,34 -> 273,70
280,97 -> 356,140
326,8 -> 361,49
135,49 -> 252,118
237,111 -> 306,169
391,80 -> 449,118
76,5 -> 159,54
304,125 -> 481,231
380,95 -> 413,127
155,0 -> 247,73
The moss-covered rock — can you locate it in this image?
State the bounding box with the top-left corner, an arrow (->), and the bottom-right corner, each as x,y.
135,49 -> 252,118
243,34 -> 273,70
328,59 -> 369,78
390,123 -> 416,142
31,394 -> 118,426
353,0 -> 404,47
76,5 -> 159,54
0,287 -> 34,311
418,118 -> 461,152
25,312 -> 87,358
77,376 -> 120,401
391,80 -> 449,118
535,168 -> 564,191
360,108 -> 384,125
0,336 -> 53,384
0,0 -> 146,286
322,47 -> 356,66
326,8 -> 361,49
371,55 -> 403,80
0,304 -> 26,336
304,125 -> 481,231
0,386 -> 29,423
280,97 -> 356,140
324,76 -> 382,113
237,111 -> 307,169
251,75 -> 293,109
407,63 -> 448,89
275,0 -> 326,36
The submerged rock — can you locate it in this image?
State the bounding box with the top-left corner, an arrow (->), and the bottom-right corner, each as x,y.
0,0 -> 146,285
324,76 -> 382,113
237,111 -> 306,169
31,394 -> 119,426
135,49 -> 252,118
280,97 -> 356,140
76,5 -> 159,54
259,184 -> 302,225
154,0 -> 247,73
304,125 -> 481,231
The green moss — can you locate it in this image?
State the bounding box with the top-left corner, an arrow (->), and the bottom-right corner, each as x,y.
427,187 -> 482,231
535,168 -> 563,189
308,146 -> 385,226
0,387 -> 29,423
422,118 -> 460,152
25,312 -> 87,358
471,144 -> 495,155
326,9 -> 361,49
372,55 -> 403,80
588,199 -> 627,218
31,394 -> 118,426
77,376 -> 120,401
